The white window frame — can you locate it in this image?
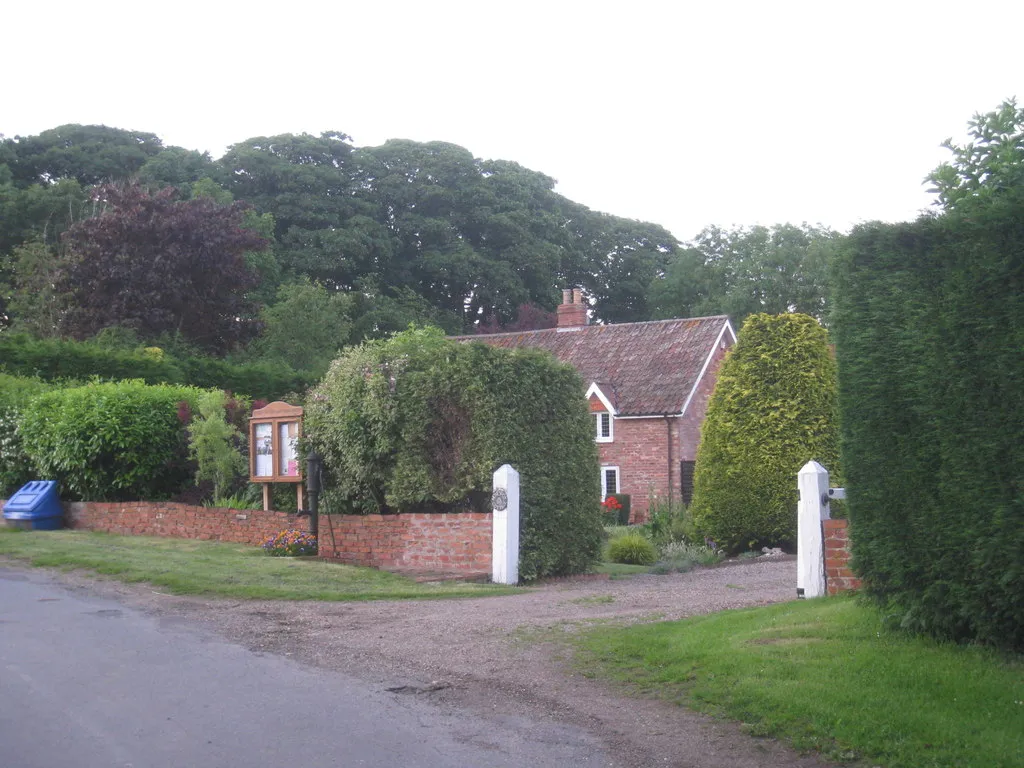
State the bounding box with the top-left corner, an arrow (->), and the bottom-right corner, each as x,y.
601,465 -> 620,499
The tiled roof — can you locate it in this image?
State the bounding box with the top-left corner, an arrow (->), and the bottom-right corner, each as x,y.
456,315 -> 733,416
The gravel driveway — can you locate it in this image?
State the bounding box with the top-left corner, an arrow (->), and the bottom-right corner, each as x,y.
23,557 -> 835,768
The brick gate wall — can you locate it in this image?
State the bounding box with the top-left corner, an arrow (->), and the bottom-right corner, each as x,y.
316,513 -> 492,574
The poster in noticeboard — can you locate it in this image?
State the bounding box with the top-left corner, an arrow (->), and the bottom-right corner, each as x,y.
254,422 -> 273,477
279,421 -> 299,476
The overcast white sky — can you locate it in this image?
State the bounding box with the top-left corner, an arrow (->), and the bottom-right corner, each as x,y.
3,1 -> 1022,241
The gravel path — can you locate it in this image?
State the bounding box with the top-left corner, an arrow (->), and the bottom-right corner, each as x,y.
17,557 -> 835,768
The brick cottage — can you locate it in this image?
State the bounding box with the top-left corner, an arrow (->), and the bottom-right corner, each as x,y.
464,289 -> 736,519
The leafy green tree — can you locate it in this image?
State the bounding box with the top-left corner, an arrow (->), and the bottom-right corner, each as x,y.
139,147 -> 217,189
347,286 -> 463,340
927,98 -> 1024,210
257,279 -> 354,374
650,223 -> 837,325
57,181 -> 269,352
0,177 -> 89,255
690,313 -> 840,553
566,210 -> 678,324
188,389 -> 248,502
2,124 -> 163,187
4,239 -> 65,337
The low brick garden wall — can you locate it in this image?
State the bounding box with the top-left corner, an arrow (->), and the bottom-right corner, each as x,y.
824,518 -> 861,594
1,497 -> 492,577
316,512 -> 492,575
63,501 -> 306,547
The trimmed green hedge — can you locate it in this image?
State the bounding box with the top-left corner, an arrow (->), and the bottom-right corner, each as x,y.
0,374 -> 54,497
833,203 -> 1024,651
304,326 -> 603,580
0,334 -> 314,400
690,313 -> 840,553
18,380 -> 203,501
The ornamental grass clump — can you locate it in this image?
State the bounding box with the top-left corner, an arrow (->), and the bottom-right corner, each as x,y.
650,540 -> 722,574
606,532 -> 657,566
262,530 -> 317,557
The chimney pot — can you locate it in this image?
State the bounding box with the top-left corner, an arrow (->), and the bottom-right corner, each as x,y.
557,287 -> 588,328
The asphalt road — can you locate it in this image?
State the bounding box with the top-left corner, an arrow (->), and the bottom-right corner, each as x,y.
0,566 -> 606,768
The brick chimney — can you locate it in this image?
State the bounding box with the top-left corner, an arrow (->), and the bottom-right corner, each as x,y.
557,287 -> 588,328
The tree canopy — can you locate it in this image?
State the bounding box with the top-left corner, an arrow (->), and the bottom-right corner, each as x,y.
1,120 -> 840,367
56,181 -> 268,352
926,98 -> 1024,210
649,223 -> 837,327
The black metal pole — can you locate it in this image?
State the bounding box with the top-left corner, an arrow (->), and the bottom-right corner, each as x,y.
305,451 -> 321,539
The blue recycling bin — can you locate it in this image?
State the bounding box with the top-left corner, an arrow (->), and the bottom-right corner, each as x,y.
3,481 -> 63,530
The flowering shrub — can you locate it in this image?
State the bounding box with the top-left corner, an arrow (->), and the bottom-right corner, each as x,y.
262,530 -> 317,557
601,495 -> 622,524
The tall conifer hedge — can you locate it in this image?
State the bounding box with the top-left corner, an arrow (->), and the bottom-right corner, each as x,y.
690,313 -> 840,553
833,203 -> 1024,650
304,327 -> 603,580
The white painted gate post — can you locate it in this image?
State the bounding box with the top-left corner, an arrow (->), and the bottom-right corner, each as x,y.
491,464 -> 520,585
797,461 -> 830,598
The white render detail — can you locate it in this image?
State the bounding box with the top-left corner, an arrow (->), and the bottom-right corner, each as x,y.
584,382 -> 617,415
797,460 -> 831,598
491,464 -> 520,585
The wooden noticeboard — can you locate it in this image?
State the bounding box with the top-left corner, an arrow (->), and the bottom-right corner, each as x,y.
249,401 -> 304,511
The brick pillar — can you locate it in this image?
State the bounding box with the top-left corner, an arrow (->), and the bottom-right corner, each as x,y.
823,518 -> 861,594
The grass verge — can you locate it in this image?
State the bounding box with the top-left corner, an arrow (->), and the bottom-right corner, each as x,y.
0,528 -> 518,601
573,596 -> 1023,768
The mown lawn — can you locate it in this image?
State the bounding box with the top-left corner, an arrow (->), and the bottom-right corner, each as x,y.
0,528 -> 518,601
574,596 -> 1024,768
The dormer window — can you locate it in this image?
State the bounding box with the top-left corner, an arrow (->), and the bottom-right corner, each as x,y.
595,411 -> 613,442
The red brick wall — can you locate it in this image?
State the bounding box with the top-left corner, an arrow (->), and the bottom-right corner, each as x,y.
8,499 -> 492,577
317,513 -> 491,574
63,501 -> 307,546
824,518 -> 861,594
598,417 -> 676,520
597,339 -> 731,522
678,341 -> 730,462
